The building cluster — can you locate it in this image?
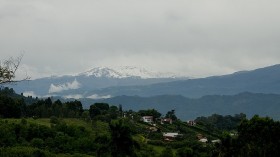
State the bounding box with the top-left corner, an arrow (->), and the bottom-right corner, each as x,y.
141,116 -> 220,144
141,116 -> 173,124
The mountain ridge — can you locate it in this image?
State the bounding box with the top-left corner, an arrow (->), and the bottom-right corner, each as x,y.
78,66 -> 185,79
86,64 -> 280,98
8,66 -> 186,98
78,92 -> 280,120
7,64 -> 280,99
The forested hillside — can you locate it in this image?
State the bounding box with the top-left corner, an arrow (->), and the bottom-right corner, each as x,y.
80,92 -> 280,120
0,87 -> 280,156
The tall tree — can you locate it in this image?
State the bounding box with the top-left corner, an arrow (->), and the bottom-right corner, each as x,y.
138,109 -> 162,121
109,120 -> 138,157
165,109 -> 177,121
218,115 -> 280,157
237,115 -> 280,157
119,104 -> 123,117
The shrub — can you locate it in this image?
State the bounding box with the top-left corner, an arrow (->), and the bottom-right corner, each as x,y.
31,138 -> 45,149
0,146 -> 53,157
21,118 -> 27,125
147,140 -> 165,146
50,116 -> 59,124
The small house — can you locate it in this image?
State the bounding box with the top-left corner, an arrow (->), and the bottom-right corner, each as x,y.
163,132 -> 182,141
161,118 -> 173,124
141,116 -> 153,123
187,120 -> 196,126
211,139 -> 221,144
199,138 -> 208,143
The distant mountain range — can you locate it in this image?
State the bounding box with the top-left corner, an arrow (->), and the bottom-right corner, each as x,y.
6,64 -> 280,120
8,66 -> 186,98
8,64 -> 280,98
86,64 -> 280,98
79,66 -> 181,79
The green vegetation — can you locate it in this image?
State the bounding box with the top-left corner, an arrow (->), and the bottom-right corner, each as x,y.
217,115 -> 280,157
0,87 -> 280,156
195,113 -> 247,131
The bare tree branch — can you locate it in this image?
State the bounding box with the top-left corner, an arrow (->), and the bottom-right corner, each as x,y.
0,54 -> 30,84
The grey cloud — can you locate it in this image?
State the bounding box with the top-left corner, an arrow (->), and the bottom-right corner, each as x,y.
1,0 -> 280,78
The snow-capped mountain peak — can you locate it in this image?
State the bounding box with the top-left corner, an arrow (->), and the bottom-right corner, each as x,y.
79,66 -> 181,79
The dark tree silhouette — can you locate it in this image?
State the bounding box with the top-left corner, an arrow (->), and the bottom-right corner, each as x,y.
109,120 -> 139,157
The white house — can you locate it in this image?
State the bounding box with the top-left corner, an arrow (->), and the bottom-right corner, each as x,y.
199,138 -> 208,143
141,116 -> 153,123
211,139 -> 221,143
163,132 -> 182,141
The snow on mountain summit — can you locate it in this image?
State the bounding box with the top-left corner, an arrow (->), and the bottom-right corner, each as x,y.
79,66 -> 181,79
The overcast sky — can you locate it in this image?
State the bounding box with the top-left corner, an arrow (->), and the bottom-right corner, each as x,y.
1,0 -> 280,79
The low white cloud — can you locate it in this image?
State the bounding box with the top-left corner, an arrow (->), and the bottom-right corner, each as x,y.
41,94 -> 58,98
23,91 -> 58,98
86,94 -> 111,99
63,94 -> 83,99
23,91 -> 37,98
48,79 -> 81,93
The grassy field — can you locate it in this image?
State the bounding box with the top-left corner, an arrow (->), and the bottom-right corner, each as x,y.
6,118 -> 52,127
5,118 -> 94,132
149,145 -> 177,156
4,118 -> 112,136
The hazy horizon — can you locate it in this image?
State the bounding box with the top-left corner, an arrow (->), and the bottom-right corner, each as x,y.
14,63 -> 279,80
